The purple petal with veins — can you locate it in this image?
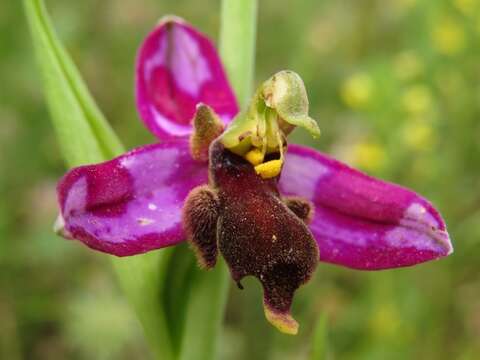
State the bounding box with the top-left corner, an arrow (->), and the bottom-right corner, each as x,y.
57,140 -> 208,256
280,144 -> 453,270
136,17 -> 238,140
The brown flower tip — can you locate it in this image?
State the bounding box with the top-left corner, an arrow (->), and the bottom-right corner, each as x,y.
264,302 -> 299,335
189,104 -> 224,162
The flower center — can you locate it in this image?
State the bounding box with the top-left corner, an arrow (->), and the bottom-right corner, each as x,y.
219,70 -> 320,179
183,70 -> 321,334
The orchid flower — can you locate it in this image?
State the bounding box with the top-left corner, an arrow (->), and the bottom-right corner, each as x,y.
55,17 -> 452,335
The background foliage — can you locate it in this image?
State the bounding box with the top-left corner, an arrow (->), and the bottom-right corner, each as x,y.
1,0 -> 479,359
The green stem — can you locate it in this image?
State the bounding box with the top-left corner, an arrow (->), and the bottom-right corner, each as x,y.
310,313 -> 328,360
178,262 -> 229,360
220,0 -> 258,108
112,251 -> 175,360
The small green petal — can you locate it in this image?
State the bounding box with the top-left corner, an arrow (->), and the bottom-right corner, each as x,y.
221,70 -> 320,153
262,70 -> 320,138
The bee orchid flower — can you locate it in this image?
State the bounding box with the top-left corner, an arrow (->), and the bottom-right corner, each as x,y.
56,17 -> 452,335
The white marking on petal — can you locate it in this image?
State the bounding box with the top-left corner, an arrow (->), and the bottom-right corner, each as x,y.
137,218 -> 155,226
144,25 -> 211,98
53,214 -> 73,239
171,26 -> 211,95
64,177 -> 88,215
119,155 -> 135,169
280,153 -> 329,200
385,202 -> 451,253
148,203 -> 158,211
309,219 -> 369,247
151,107 -> 192,136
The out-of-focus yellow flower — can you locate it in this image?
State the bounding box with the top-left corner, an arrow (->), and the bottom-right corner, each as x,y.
403,123 -> 436,151
369,303 -> 401,338
453,0 -> 476,16
351,141 -> 386,172
393,51 -> 424,81
402,85 -> 434,115
431,18 -> 466,55
340,73 -> 373,109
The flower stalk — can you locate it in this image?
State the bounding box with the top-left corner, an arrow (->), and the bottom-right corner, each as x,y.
220,0 -> 258,108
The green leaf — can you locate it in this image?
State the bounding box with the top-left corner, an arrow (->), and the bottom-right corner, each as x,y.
23,0 -> 123,166
310,313 -> 329,360
24,1 -> 174,358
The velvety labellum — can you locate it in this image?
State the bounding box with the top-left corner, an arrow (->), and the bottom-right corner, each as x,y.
183,140 -> 319,334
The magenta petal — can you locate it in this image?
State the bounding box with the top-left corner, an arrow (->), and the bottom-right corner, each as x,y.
57,140 -> 208,256
136,17 -> 239,140
279,145 -> 453,270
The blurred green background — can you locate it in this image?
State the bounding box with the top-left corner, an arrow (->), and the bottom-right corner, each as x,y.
1,0 -> 479,359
